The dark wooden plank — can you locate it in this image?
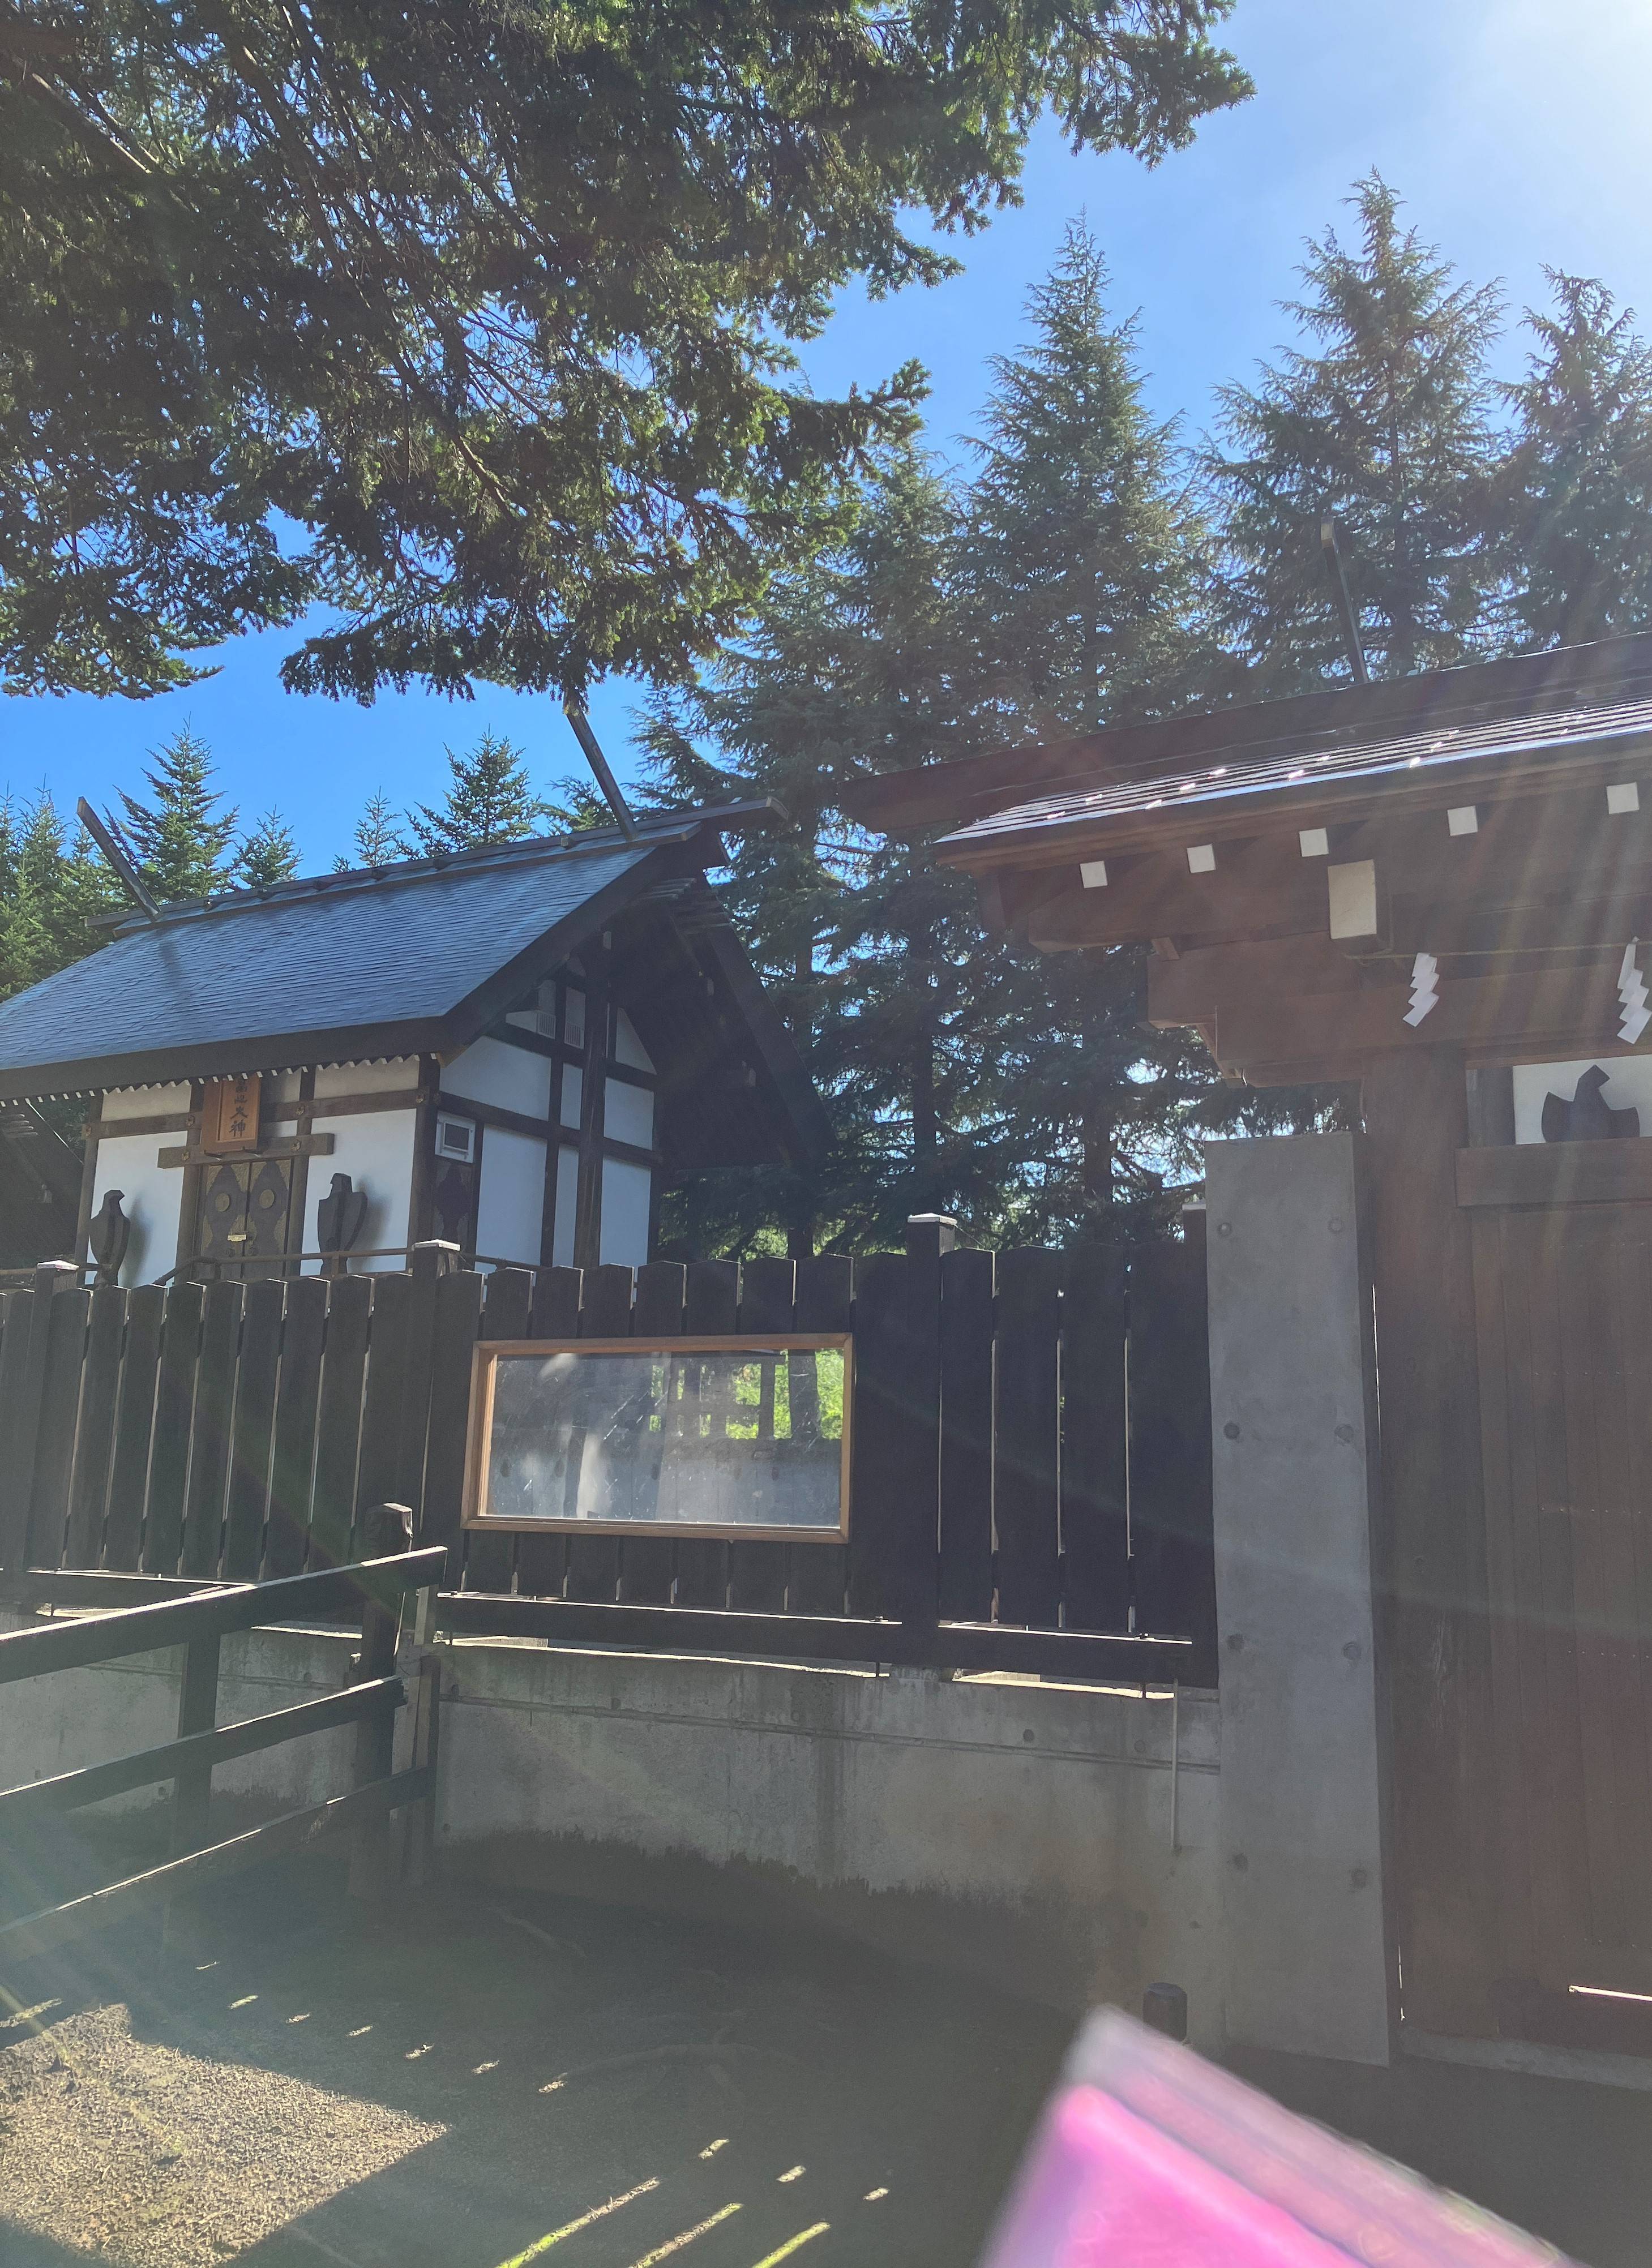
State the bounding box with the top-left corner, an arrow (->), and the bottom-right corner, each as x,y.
674,1261 -> 737,1608
26,1287 -> 89,1571
846,1252 -> 910,1621
516,1264 -> 582,1597
354,1270 -> 411,1554
264,1277 -> 327,1579
1559,1218 -> 1623,1956
143,1283 -> 203,1575
1127,1237 -> 1215,1656
620,1262 -> 686,1604
63,1285 -> 126,1571
0,1288 -> 35,1571
395,1247 -> 448,1535
992,1246 -> 1063,1627
1496,1210 -> 1574,2001
1588,1217 -> 1652,1966
1469,1214 -> 1538,1988
938,1246 -> 995,1623
222,1280 -> 282,1581
1059,1244 -> 1128,1632
1457,1138 -> 1652,1211
727,1257 -> 794,1613
310,1274 -> 371,1569
566,1263 -> 632,1601
178,1280 -> 242,1580
420,1268 -> 486,1596
465,1269 -> 532,1591
1521,1207 -> 1594,1991
1624,1224 -> 1652,1967
104,1286 -> 163,1572
788,1255 -> 853,1617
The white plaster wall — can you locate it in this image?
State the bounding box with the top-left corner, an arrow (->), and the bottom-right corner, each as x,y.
314,1058 -> 418,1099
551,1144 -> 579,1267
91,1130 -> 183,1285
604,1079 -> 654,1150
475,1127 -> 546,1267
558,1067 -> 582,1129
600,1156 -> 651,1266
442,1037 -> 552,1120
614,1009 -> 654,1071
1513,1057 -> 1652,1142
100,1082 -> 191,1124
302,1108 -> 417,1272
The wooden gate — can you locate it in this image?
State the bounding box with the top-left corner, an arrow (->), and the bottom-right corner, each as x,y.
1466,1169 -> 1652,2050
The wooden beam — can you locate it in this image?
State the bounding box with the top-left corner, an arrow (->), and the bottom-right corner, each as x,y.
1363,1049 -> 1496,2037
1148,944 -> 1650,1083
1457,1137 -> 1652,1208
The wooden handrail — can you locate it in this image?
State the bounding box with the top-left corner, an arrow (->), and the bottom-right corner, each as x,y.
0,1546 -> 446,1684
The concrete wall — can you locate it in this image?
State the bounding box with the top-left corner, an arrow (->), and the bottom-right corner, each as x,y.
0,1616 -> 1224,2042
1204,1133 -> 1393,2067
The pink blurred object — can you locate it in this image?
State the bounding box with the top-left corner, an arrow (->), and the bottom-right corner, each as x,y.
980,2011 -> 1572,2268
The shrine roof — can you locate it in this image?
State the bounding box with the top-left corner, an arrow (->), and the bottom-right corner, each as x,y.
0,807 -> 829,1179
938,692 -> 1652,862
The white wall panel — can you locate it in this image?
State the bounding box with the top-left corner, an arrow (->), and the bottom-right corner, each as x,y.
551,1146 -> 579,1267
302,1108 -> 417,1272
101,1083 -> 190,1123
442,1036 -> 552,1120
91,1133 -> 183,1285
475,1127 -> 546,1266
600,1157 -> 652,1266
614,1009 -> 653,1071
604,1079 -> 654,1150
1513,1056 -> 1652,1142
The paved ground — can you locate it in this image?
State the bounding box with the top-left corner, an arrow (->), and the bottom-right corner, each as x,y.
7,1834 -> 1652,2266
0,1841 -> 1068,2268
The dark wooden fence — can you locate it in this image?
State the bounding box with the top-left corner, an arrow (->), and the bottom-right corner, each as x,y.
0,1218 -> 1216,1685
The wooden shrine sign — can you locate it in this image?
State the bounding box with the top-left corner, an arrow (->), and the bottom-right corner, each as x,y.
200,1073 -> 262,1155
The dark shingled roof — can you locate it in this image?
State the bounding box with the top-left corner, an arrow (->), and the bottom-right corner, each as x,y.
0,828 -> 669,1094
0,808 -> 829,1172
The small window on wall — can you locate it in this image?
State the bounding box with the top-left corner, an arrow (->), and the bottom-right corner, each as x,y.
435,1113 -> 477,1164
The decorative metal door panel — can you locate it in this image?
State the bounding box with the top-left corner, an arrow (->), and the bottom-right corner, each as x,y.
195,1156 -> 294,1276
1472,1199 -> 1652,2029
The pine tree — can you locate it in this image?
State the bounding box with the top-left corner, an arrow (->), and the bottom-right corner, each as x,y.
404,731 -> 542,855
1206,175 -> 1505,692
236,810 -> 301,888
966,218 -> 1221,740
957,224 -> 1233,1234
117,726 -> 238,903
0,793 -> 121,1002
350,790 -> 404,868
647,443 -> 1005,1255
1496,273 -> 1652,650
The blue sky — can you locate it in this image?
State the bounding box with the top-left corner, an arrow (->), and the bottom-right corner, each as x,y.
5,0 -> 1651,869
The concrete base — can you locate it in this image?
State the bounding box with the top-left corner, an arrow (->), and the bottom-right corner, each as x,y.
0,1614 -> 1226,2044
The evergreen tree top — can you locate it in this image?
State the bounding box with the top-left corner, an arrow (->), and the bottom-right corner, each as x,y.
117,727 -> 238,906
1498,272 -> 1652,650
1206,173 -> 1505,692
236,809 -> 301,890
403,731 -> 544,857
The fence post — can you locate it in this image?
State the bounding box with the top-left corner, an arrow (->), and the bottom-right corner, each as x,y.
170,1632 -> 222,1858
902,1215 -> 954,1631
0,1262 -> 80,1576
397,1242 -> 461,1537
349,1502 -> 413,1899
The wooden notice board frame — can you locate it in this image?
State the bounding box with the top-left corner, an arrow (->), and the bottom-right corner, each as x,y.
461,1334 -> 854,1541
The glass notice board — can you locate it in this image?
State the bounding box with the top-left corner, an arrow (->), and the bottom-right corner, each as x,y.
461,1336 -> 852,1540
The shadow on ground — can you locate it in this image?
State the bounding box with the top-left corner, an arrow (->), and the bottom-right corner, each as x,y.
0,1840 -> 1067,2268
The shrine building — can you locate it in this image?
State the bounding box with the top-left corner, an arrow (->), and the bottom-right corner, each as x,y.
0,805 -> 825,1285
